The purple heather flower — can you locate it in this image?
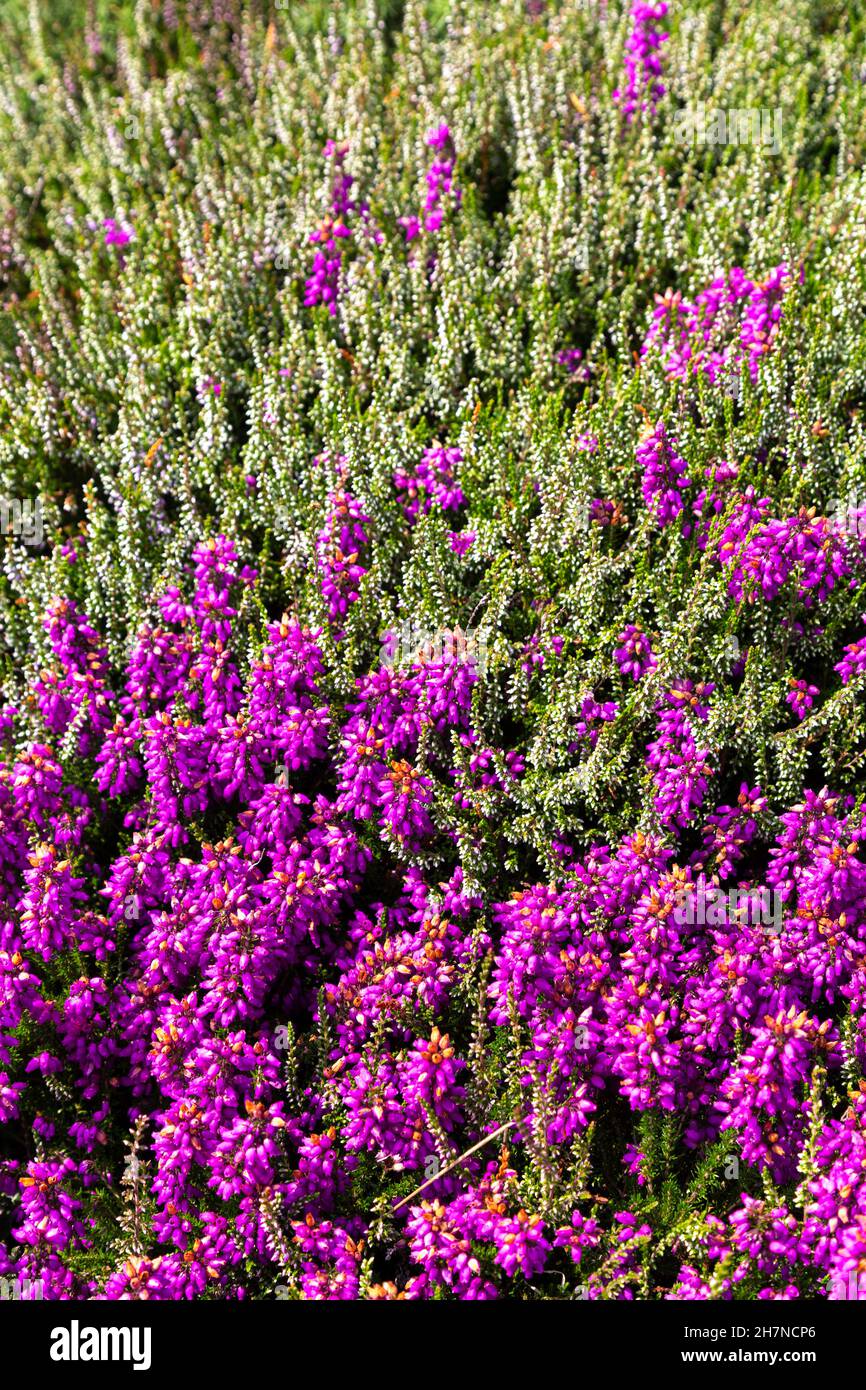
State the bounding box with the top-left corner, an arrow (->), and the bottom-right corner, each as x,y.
394,445 -> 465,522
613,3 -> 669,122
638,420 -> 691,526
836,616 -> 866,684
643,266 -> 790,390
315,487 -> 370,630
557,347 -> 586,375
614,624 -> 656,681
449,530 -> 475,556
103,217 -> 133,247
786,678 -> 819,720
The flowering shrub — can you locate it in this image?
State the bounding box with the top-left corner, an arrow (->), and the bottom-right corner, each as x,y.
1,0 -> 866,1303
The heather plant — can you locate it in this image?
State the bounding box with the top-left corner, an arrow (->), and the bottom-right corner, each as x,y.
1,0 -> 866,1302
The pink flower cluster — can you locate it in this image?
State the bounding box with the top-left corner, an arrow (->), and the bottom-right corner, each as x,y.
401,124 -> 462,242
2,481 -> 866,1299
394,444 -> 466,523
613,3 -> 670,122
304,142 -> 380,315
643,264 -> 789,385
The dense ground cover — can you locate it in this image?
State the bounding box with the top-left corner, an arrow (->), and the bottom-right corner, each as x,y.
2,0 -> 866,1300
